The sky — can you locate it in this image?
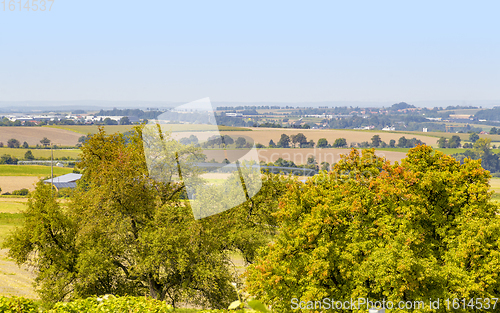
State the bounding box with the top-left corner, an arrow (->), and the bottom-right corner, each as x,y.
1,1 -> 499,104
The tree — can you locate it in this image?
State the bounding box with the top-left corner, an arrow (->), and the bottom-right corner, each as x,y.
24,150 -> 35,160
245,146 -> 500,312
448,135 -> 462,148
7,138 -> 20,148
469,132 -> 480,143
40,137 -> 51,147
119,116 -> 131,125
316,138 -> 328,148
5,126 -> 293,308
397,136 -> 407,148
268,139 -> 276,148
235,137 -> 247,148
277,134 -> 290,148
22,141 -> 29,148
291,133 -> 307,148
437,137 -> 448,148
371,134 -> 381,147
103,117 -> 118,125
0,154 -> 18,164
389,139 -> 396,148
320,161 -> 330,171
490,127 -> 498,135
332,138 -> 347,148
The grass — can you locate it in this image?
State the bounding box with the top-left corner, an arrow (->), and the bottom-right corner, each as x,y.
0,199 -> 27,213
0,213 -> 24,244
0,147 -> 81,159
46,125 -> 251,135
0,165 -> 73,176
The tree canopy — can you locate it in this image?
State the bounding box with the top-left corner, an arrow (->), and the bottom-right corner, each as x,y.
245,146 -> 500,312
4,126 -> 294,308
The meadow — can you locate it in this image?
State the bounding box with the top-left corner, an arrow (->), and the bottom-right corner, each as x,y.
0,165 -> 73,176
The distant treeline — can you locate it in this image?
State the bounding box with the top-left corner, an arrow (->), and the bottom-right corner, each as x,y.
474,107 -> 500,121
96,109 -> 163,119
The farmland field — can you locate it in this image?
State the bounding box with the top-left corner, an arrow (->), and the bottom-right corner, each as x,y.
0,198 -> 37,299
217,128 -> 441,147
0,165 -> 73,176
0,126 -> 81,146
0,147 -> 80,159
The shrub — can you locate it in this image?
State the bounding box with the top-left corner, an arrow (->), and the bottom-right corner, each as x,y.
0,296 -> 38,312
11,188 -> 29,196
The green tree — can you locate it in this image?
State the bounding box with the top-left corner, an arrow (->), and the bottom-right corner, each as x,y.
268,139 -> 276,148
119,116 -> 130,125
389,139 -> 396,148
245,146 -> 500,312
490,127 -> 498,134
0,154 -> 18,164
469,132 -> 480,143
22,141 -> 29,148
448,135 -> 462,148
235,137 -> 247,148
277,134 -> 290,148
24,150 -> 35,160
316,138 -> 328,148
7,138 -> 20,148
320,161 -> 330,171
397,136 -> 407,148
5,127 -> 293,308
437,136 -> 448,148
332,138 -> 347,148
40,137 -> 51,147
290,133 -> 307,148
371,134 -> 381,147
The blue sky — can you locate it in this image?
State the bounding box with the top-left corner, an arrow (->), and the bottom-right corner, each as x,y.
1,1 -> 499,104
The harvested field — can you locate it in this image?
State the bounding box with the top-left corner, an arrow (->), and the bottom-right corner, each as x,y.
0,177 -> 40,193
0,126 -> 81,146
202,148 -> 408,165
217,128 -> 439,147
0,249 -> 37,299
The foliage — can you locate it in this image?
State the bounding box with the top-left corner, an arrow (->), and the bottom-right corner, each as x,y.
24,150 -> 35,160
370,134 -> 381,147
277,134 -> 290,148
7,138 -> 20,148
40,137 -> 51,147
11,188 -> 29,196
290,133 -> 307,148
245,146 -> 500,312
0,296 -> 38,313
469,132 -> 480,143
0,154 -> 18,164
316,138 -> 328,148
332,138 -> 347,148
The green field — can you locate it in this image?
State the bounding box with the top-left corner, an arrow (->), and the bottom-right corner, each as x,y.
0,165 -> 73,176
0,148 -> 81,159
0,213 -> 24,244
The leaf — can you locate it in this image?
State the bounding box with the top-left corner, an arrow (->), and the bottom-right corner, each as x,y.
248,299 -> 270,312
228,300 -> 243,310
